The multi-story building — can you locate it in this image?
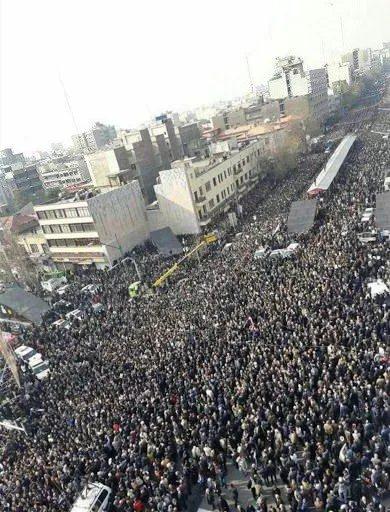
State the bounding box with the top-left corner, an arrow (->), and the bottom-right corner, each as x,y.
268,57 -> 329,128
153,140 -> 266,234
341,48 -> 372,74
212,101 -> 281,131
327,62 -> 353,90
84,146 -> 137,190
178,122 -> 209,159
0,213 -> 49,259
72,122 -> 117,154
38,157 -> 91,190
0,148 -> 25,168
34,181 -> 149,268
12,164 -> 44,196
118,128 -> 161,202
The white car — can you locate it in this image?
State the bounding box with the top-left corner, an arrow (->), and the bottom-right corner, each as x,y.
358,231 -> 377,244
66,309 -> 84,321
57,284 -> 70,296
14,345 -> 42,363
41,276 -> 67,293
361,207 -> 374,223
29,358 -> 50,380
51,318 -> 71,330
71,483 -> 112,512
81,284 -> 99,295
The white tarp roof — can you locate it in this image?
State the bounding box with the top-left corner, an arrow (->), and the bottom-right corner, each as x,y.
308,134 -> 357,195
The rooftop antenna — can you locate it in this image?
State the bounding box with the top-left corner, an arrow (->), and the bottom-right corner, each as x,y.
59,74 -> 81,135
245,55 -> 255,95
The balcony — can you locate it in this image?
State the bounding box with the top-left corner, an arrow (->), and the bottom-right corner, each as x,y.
233,167 -> 242,176
195,195 -> 207,204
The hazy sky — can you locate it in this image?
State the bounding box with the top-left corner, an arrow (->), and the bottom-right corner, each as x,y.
0,0 -> 389,153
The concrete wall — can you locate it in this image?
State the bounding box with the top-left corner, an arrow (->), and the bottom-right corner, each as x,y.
146,207 -> 168,232
154,168 -> 200,235
155,134 -> 171,170
165,118 -> 182,161
268,76 -> 289,100
85,147 -> 129,189
133,129 -> 159,202
87,181 -> 150,264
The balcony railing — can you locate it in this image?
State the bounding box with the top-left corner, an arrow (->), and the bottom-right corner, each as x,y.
195,195 -> 207,204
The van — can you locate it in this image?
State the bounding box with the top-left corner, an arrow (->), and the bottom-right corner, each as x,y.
41,276 -> 67,293
71,482 -> 112,512
14,345 -> 42,364
361,207 -> 374,223
66,309 -> 84,321
29,358 -> 50,380
358,231 -> 377,244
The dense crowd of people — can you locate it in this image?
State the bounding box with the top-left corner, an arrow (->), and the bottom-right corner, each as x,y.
0,116 -> 388,512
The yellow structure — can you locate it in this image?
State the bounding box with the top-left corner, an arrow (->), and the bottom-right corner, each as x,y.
153,233 -> 217,287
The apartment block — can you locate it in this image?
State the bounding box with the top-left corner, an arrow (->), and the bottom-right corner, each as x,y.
154,140 -> 266,234
34,181 -> 149,268
85,146 -> 137,190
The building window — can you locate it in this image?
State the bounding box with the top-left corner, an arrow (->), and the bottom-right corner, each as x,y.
70,224 -> 82,233
66,208 -> 78,218
213,177 -> 217,187
29,244 -> 38,253
194,190 -> 199,202
62,225 -> 71,233
246,156 -> 249,163
55,209 -> 65,218
216,194 -> 220,203
37,211 -> 47,220
209,198 -> 215,209
42,225 -> 52,234
77,207 -> 89,217
224,170 -> 227,179
205,181 -> 211,192
51,225 -> 61,234
46,210 -> 56,220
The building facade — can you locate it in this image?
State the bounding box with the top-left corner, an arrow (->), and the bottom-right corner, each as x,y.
85,146 -> 137,190
34,182 -> 149,268
327,62 -> 353,89
154,140 -> 266,234
72,123 -> 117,154
13,164 -> 43,196
38,158 -> 90,190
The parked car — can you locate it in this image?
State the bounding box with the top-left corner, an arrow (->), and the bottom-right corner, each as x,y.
14,345 -> 41,363
29,358 -> 50,380
56,284 -> 71,296
358,231 -> 378,244
81,284 -> 99,295
361,207 -> 374,223
71,482 -> 112,512
66,309 -> 84,321
41,276 -> 67,293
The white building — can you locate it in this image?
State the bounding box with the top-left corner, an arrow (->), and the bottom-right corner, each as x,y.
327,62 -> 353,89
34,181 -> 149,268
38,159 -> 91,190
152,140 -> 266,234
